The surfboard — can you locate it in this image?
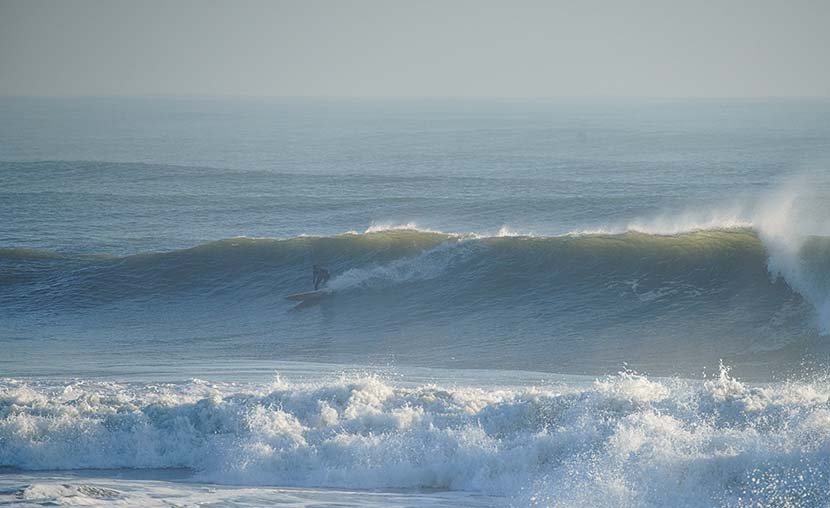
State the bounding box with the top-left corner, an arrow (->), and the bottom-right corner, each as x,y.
285,289 -> 332,302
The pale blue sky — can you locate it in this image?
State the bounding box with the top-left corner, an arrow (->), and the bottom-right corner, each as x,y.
1,0 -> 829,97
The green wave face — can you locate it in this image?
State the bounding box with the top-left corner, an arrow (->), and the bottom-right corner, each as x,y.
2,228 -> 827,378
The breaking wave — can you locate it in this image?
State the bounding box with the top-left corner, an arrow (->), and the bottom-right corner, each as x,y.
3,227 -> 828,320
2,227 -> 829,376
1,370 -> 829,507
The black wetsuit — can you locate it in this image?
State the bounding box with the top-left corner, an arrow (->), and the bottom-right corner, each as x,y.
313,266 -> 330,290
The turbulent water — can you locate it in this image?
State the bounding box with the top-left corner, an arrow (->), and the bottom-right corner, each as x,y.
3,369 -> 830,508
2,97 -> 830,507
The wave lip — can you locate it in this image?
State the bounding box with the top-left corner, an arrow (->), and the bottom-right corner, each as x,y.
1,370 -> 829,506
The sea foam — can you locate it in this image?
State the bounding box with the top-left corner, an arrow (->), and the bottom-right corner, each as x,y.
1,369 -> 829,507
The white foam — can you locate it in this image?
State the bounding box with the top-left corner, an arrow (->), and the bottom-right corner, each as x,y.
0,474 -> 498,508
327,240 -> 482,291
363,222 -> 445,234
495,225 -> 536,237
1,369 -> 829,507
14,483 -> 121,504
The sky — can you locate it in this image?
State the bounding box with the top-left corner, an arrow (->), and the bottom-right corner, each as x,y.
1,0 -> 829,98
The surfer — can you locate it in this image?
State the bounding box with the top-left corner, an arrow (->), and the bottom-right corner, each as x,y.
312,265 -> 330,290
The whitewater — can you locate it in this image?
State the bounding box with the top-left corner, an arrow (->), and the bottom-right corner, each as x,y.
3,365 -> 830,508
2,97 -> 830,507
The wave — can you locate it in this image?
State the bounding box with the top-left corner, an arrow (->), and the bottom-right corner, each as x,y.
1,370 -> 829,507
2,226 -> 825,311
3,227 -> 829,376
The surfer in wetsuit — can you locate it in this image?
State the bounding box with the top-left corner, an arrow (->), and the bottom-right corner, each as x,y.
312,265 -> 330,290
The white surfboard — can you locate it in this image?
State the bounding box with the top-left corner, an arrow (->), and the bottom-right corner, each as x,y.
285,289 -> 332,302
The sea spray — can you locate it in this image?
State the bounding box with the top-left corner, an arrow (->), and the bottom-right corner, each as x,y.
753,177 -> 830,334
2,368 -> 830,507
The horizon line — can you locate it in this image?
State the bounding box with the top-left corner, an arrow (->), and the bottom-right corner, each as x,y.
2,93 -> 829,101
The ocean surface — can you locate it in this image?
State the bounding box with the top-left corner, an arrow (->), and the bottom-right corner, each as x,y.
2,96 -> 830,507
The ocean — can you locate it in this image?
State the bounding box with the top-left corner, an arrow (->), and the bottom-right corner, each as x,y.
2,96 -> 830,507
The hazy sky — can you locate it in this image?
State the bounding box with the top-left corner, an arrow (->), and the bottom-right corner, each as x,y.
2,0 -> 829,97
